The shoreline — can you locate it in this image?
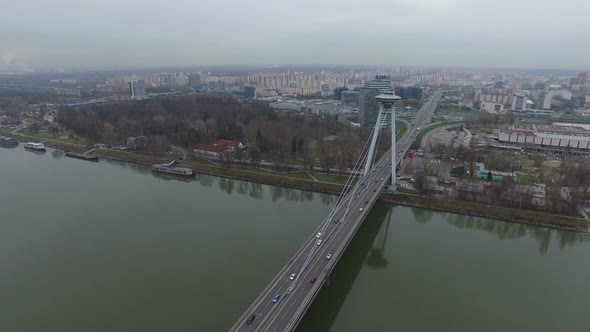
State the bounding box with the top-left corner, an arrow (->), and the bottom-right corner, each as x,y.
93,149 -> 589,234
9,134 -> 587,234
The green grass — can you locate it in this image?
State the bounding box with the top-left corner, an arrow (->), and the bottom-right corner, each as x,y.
416,121 -> 463,141
470,126 -> 498,134
283,172 -> 311,180
517,174 -> 535,185
397,187 -> 416,194
314,173 -> 357,185
0,127 -> 18,136
16,129 -> 90,147
396,121 -> 408,140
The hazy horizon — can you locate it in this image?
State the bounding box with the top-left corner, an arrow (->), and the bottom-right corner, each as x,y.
2,0 -> 589,71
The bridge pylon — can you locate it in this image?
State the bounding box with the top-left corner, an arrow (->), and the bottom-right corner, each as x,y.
362,91 -> 402,192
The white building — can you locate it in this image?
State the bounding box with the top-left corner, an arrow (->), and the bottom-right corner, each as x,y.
498,124 -> 590,153
540,90 -> 573,109
511,92 -> 530,112
480,101 -> 505,113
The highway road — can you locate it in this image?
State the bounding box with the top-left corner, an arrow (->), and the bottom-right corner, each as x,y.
229,91 -> 442,332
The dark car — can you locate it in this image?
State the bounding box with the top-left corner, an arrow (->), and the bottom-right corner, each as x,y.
311,277 -> 317,284
246,314 -> 257,325
334,218 -> 339,224
365,200 -> 368,204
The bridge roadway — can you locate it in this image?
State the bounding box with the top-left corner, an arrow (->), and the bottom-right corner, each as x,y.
229,91 -> 442,332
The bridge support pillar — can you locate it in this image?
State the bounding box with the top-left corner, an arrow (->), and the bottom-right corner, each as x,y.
390,103 -> 396,192
372,93 -> 401,192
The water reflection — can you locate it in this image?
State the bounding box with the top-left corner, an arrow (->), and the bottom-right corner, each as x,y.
319,193 -> 337,206
196,174 -> 214,187
296,204 -> 390,332
366,207 -> 393,269
236,181 -> 249,195
269,186 -> 315,203
152,173 -> 195,183
218,177 -> 236,194
51,148 -> 63,159
101,158 -> 152,175
0,143 -> 19,149
411,207 -> 434,223
249,183 -> 263,200
445,213 -> 589,255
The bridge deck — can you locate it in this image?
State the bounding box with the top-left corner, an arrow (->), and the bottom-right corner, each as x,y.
229,92 -> 442,332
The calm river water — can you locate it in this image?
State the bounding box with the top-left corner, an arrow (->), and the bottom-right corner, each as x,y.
1,146 -> 589,332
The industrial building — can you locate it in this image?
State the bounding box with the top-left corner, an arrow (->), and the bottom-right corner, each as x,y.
498,123 -> 590,154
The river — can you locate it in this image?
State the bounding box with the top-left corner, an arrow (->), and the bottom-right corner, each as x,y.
1,146 -> 589,332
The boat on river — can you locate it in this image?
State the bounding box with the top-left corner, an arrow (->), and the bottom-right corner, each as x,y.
24,142 -> 46,152
152,160 -> 195,177
0,136 -> 19,147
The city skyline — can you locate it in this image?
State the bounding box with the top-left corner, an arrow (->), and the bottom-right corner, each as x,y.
2,0 -> 589,71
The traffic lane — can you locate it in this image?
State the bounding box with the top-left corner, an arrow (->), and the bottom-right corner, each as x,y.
266,237 -> 339,331
238,229 -> 329,331
265,194 -> 367,330
268,195 -> 371,331
235,213 -> 340,331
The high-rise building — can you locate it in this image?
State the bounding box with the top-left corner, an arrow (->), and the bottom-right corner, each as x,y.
511,92 -> 528,112
129,80 -> 146,100
359,75 -> 392,127
578,72 -> 588,86
244,85 -> 256,98
188,73 -> 202,89
540,91 -> 553,109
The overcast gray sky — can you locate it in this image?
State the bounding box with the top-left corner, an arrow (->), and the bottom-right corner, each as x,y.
2,0 -> 589,70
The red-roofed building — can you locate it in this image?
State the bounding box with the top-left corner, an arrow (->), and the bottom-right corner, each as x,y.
194,139 -> 244,157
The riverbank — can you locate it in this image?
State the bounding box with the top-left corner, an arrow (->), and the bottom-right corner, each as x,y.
379,193 -> 588,233
94,149 -> 589,233
5,125 -> 585,234
95,149 -> 345,194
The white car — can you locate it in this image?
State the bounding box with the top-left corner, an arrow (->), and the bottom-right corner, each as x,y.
359,207 -> 364,212
316,232 -> 322,238
289,273 -> 296,280
317,239 -> 322,245
326,254 -> 332,260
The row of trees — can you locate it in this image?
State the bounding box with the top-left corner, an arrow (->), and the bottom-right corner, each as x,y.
415,137 -> 590,216
58,93 -> 369,170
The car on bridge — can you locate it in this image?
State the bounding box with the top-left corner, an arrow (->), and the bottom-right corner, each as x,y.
316,239 -> 322,245
316,232 -> 321,238
246,314 -> 257,325
326,253 -> 332,260
272,294 -> 280,303
289,273 -> 296,280
310,277 -> 317,284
